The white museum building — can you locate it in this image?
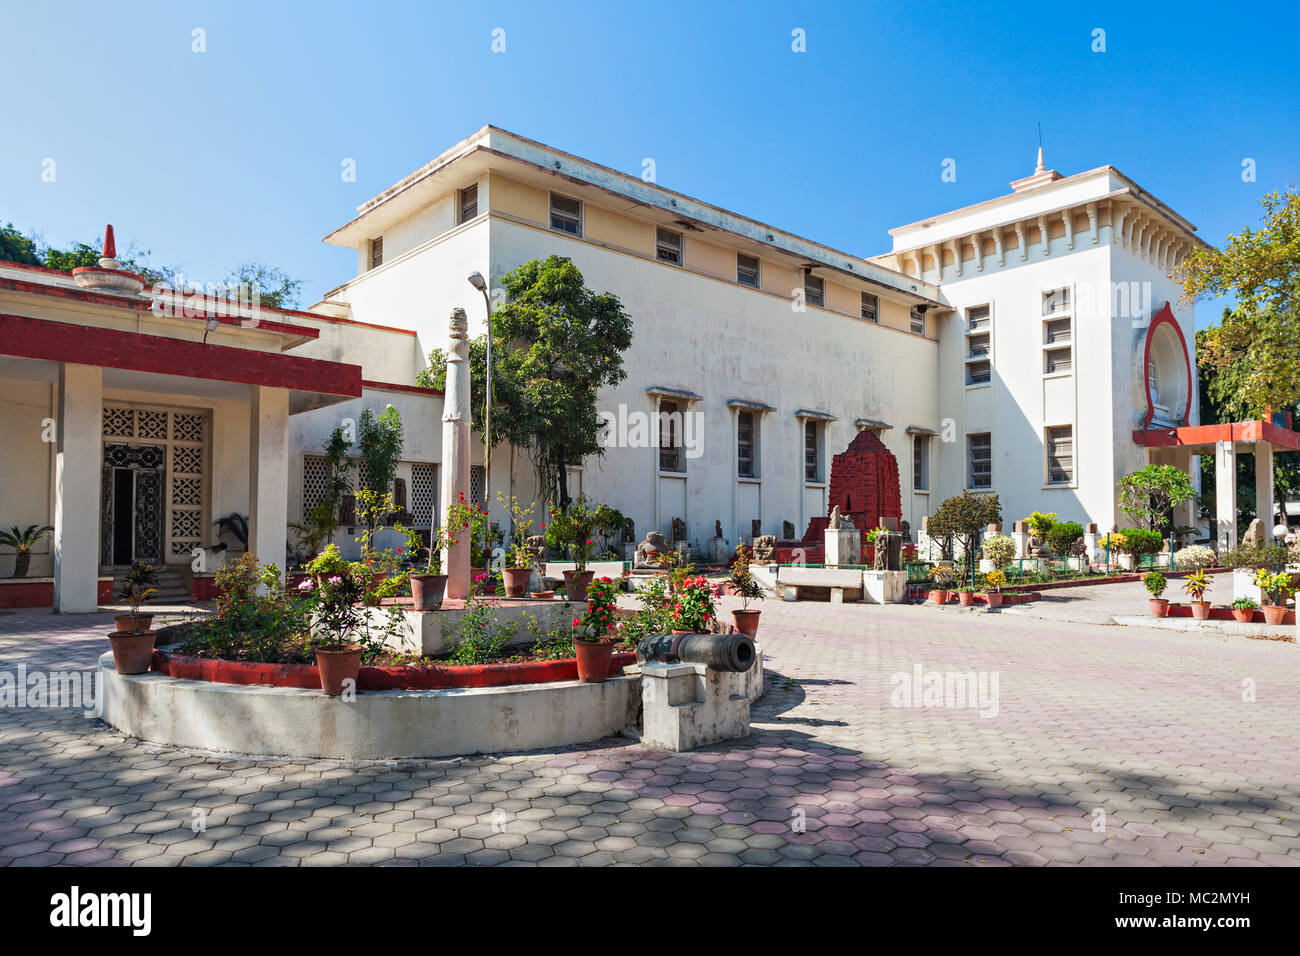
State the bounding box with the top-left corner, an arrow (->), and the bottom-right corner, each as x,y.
5,125 -> 1284,610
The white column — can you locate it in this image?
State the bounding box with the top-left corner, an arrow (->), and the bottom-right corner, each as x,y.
248,386 -> 289,584
440,308 -> 472,599
1215,440 -> 1237,553
53,363 -> 102,613
1255,443 -> 1274,543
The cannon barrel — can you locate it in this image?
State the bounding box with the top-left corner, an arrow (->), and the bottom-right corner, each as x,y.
636,632 -> 757,673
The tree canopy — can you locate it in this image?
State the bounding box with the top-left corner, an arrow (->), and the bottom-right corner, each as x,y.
1118,464 -> 1197,532
417,256 -> 633,509
0,221 -> 301,309
1181,190 -> 1300,413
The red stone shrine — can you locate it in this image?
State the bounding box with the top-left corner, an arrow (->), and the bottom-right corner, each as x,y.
788,431 -> 903,561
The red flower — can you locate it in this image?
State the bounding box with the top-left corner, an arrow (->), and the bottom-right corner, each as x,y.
572,618 -> 581,627
585,539 -> 592,545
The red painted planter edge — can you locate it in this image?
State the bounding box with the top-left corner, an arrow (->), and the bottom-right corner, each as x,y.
150,649 -> 638,690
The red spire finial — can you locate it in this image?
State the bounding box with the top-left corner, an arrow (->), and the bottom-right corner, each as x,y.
102,224 -> 116,260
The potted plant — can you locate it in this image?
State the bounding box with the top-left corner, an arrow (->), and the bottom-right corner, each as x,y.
728,543 -> 764,637
114,562 -> 158,634
302,549 -> 369,695
954,583 -> 976,606
572,575 -> 619,682
498,493 -> 538,597
107,561 -> 158,674
1253,568 -> 1292,625
1144,570 -> 1169,617
670,572 -> 717,634
983,569 -> 1006,608
1230,597 -> 1259,623
408,519 -> 458,611
1183,569 -> 1211,620
545,495 -> 601,601
0,524 -> 53,579
927,564 -> 952,604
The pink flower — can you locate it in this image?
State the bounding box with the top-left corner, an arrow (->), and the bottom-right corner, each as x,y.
297,580 -> 314,592
327,575 -> 342,586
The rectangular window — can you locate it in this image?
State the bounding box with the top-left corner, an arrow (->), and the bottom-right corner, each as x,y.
968,332 -> 990,358
459,184 -> 478,224
369,236 -> 383,270
804,275 -> 824,308
1044,347 -> 1072,374
656,228 -> 682,264
737,411 -> 756,478
861,292 -> 879,323
967,304 -> 991,331
658,400 -> 683,473
966,360 -> 991,386
913,435 -> 929,491
910,306 -> 926,335
1044,316 -> 1071,345
804,421 -> 821,482
1043,287 -> 1070,315
1046,426 -> 1074,484
737,253 -> 760,288
550,193 -> 582,235
968,433 -> 992,489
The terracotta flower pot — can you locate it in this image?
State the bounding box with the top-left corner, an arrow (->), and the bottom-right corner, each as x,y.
409,574 -> 446,610
531,590 -> 555,600
1231,608 -> 1255,623
1189,600 -> 1211,621
984,592 -> 1003,608
107,632 -> 156,674
1148,598 -> 1170,618
574,640 -> 614,683
563,569 -> 595,602
502,567 -> 532,597
732,608 -> 761,637
929,589 -> 948,605
958,591 -> 975,606
1262,604 -> 1287,625
315,644 -> 363,695
114,614 -> 152,634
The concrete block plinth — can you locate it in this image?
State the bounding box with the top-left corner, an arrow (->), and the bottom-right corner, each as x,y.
640,661 -> 751,752
863,570 -> 907,604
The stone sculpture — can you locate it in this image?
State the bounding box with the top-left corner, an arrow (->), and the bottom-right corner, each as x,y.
752,535 -> 777,562
621,517 -> 636,543
671,517 -> 686,543
636,531 -> 670,567
782,521 -> 795,541
827,506 -> 855,530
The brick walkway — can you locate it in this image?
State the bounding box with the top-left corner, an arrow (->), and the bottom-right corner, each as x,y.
1,597 -> 1298,866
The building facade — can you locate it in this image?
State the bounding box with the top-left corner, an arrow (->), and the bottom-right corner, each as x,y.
0,126 -> 1210,607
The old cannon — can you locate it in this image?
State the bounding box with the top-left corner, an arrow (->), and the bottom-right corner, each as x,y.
635,632 -> 756,673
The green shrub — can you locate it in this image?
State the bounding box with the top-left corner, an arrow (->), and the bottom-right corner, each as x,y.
1144,571 -> 1167,598
1222,541 -> 1288,570
1045,521 -> 1084,555
981,534 -> 1016,569
1120,528 -> 1164,557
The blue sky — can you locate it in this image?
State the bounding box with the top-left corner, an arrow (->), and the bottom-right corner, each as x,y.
2,0 -> 1296,323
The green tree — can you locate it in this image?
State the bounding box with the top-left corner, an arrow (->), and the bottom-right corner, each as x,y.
1181,190 -> 1300,413
1196,324 -> 1299,529
417,256 -> 633,510
0,223 -> 40,265
1118,464 -> 1197,532
356,406 -> 404,500
223,261 -> 302,310
927,492 -> 1002,578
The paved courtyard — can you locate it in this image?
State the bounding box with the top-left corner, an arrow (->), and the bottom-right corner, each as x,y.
1,594 -> 1298,867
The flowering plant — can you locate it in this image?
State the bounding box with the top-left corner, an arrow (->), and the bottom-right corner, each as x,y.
1253,568 -> 1292,606
728,544 -> 764,610
497,491 -> 539,570
572,575 -> 620,643
302,545 -> 369,651
670,573 -> 717,632
544,495 -> 601,572
984,569 -> 1006,592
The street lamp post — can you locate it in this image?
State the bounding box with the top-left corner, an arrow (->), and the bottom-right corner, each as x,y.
467,272 -> 492,556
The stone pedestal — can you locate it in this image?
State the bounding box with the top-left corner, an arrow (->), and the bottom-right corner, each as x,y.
824,528 -> 861,567
1083,523 -> 1100,564
708,537 -> 729,565
863,570 -> 907,604
640,662 -> 751,752
1011,521 -> 1030,559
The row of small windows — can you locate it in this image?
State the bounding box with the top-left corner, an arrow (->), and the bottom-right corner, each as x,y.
908,425 -> 1074,494
962,287 -> 1076,386
656,400 -> 827,483
367,184 -> 481,271
544,192 -> 926,335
